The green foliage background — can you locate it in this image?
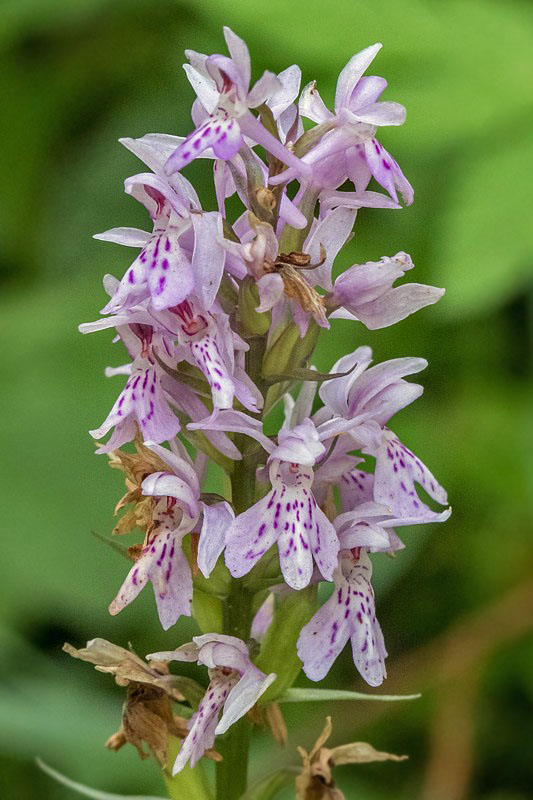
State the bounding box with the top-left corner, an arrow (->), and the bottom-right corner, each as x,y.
0,0 -> 532,797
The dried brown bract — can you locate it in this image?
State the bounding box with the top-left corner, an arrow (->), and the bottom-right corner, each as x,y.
296,717 -> 407,799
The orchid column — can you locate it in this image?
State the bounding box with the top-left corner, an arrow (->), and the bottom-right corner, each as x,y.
67,27 -> 450,800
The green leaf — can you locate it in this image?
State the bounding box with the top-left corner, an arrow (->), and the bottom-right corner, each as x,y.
434,128 -> 533,318
168,676 -> 206,710
257,104 -> 281,142
238,769 -> 296,800
262,364 -> 355,386
37,759 -> 164,800
154,354 -> 212,398
163,736 -> 214,800
254,587 -> 316,703
91,529 -> 132,561
278,687 -> 421,703
192,588 -> 223,634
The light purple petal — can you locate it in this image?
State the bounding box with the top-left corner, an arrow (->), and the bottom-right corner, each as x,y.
239,111 -> 312,180
350,101 -> 406,126
304,207 -> 357,290
93,227 -> 152,248
225,491 -> 280,578
256,273 -> 284,313
165,118 -> 242,175
198,501 -> 235,578
297,584 -> 352,681
191,212 -> 226,310
279,192 -> 307,228
223,26 -> 251,88
363,139 -> 414,205
251,594 -> 274,641
247,71 -> 282,108
298,550 -> 386,685
348,75 -> 388,110
299,81 -> 333,123
269,65 -> 301,119
308,504 -> 340,582
373,431 -> 450,521
320,189 -> 400,212
335,44 -> 382,112
188,409 -> 274,453
216,667 -> 276,734
339,467 -> 375,509
141,472 -> 199,519
352,283 -> 445,329
90,364 -> 181,448
109,528 -> 192,631
271,419 -> 325,466
173,675 -> 235,773
183,61 -> 219,114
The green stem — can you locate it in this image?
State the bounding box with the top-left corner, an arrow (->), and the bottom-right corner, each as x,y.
215,432 -> 256,800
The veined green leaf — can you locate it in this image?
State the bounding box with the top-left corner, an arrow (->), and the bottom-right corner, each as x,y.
278,687 -> 421,703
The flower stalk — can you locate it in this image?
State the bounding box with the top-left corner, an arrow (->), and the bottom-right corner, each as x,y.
56,25 -> 452,800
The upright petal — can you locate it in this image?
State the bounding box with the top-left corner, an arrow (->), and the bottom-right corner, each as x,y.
191,212 -> 226,310
335,44 -> 382,112
198,501 -> 235,578
304,207 -> 357,291
223,26 -> 251,89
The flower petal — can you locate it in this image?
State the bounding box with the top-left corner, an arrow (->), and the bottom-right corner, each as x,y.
335,43 -> 382,112
198,501 -> 235,578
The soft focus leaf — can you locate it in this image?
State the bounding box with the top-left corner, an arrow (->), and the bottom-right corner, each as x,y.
434,128 -> 533,318
278,688 -> 421,703
37,759 -> 164,800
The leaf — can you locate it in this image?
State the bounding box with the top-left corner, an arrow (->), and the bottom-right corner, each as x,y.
167,676 -> 206,710
434,128 -> 533,318
163,736 -> 214,800
262,364 -> 355,386
36,758 -> 164,800
254,587 -> 317,703
154,354 -> 212,398
238,769 -> 296,800
91,529 -> 132,561
278,687 -> 421,703
257,104 -> 281,142
222,219 -> 240,243
192,588 -> 223,635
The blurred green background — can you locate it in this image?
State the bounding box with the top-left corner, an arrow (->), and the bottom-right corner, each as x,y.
1,0 -> 532,797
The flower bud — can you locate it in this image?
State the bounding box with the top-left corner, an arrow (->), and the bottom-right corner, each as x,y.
238,276 -> 272,335
254,187 -> 276,213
